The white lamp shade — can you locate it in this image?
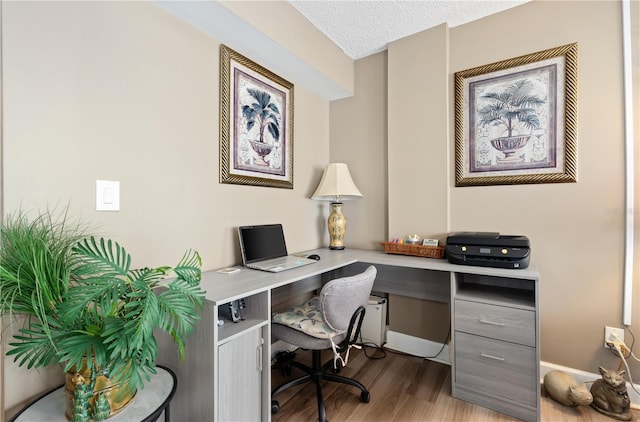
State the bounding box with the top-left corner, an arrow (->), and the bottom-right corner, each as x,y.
311,163 -> 363,202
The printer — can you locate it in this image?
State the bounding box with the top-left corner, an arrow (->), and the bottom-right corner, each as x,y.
445,232 -> 530,269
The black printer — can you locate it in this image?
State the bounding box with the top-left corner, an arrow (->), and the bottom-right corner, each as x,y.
445,232 -> 530,269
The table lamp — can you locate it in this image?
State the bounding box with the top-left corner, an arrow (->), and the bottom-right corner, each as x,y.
311,163 -> 363,250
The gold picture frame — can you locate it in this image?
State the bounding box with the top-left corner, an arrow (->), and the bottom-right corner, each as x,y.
454,43 -> 578,187
220,45 -> 294,189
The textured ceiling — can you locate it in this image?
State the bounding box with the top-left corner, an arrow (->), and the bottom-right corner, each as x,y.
289,0 -> 531,60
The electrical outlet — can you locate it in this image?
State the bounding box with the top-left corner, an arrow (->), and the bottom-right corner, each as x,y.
604,326 -> 625,348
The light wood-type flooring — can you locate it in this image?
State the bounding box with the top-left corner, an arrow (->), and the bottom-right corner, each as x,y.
271,346 -> 640,422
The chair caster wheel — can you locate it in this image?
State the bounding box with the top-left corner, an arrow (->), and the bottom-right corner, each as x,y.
271,400 -> 280,414
360,391 -> 370,403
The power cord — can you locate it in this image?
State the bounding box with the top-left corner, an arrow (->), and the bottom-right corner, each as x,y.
355,332 -> 386,360
610,342 -> 640,396
605,327 -> 640,397
626,326 -> 636,351
607,337 -> 631,359
422,323 -> 451,360
378,322 -> 451,361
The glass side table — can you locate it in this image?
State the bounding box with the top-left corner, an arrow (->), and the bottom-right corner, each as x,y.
10,365 -> 176,422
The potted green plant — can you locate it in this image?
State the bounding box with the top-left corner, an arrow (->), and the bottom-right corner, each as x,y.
0,210 -> 205,421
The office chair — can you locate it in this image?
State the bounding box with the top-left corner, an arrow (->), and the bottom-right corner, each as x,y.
271,265 -> 377,422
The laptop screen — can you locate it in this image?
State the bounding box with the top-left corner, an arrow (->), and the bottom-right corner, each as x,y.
238,224 -> 288,265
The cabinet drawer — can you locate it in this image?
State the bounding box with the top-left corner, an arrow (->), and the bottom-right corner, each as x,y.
455,299 -> 535,346
454,332 -> 537,406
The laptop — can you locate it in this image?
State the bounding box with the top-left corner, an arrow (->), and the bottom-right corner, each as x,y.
238,224 -> 318,273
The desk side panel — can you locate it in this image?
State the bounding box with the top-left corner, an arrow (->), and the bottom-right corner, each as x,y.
156,300 -> 216,421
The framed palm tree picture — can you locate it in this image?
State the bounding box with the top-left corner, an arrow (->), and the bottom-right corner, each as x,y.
454,43 -> 578,187
220,45 -> 294,188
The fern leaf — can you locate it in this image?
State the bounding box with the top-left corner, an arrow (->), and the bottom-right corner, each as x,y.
72,237 -> 131,278
173,250 -> 202,285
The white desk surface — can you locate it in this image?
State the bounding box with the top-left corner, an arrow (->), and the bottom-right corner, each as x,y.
202,248 -> 539,305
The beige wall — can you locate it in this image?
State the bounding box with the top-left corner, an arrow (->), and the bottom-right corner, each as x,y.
334,0 -> 640,381
450,0 -> 635,374
330,52 -> 388,250
388,23 -> 450,242
2,1 -> 333,270
389,295 -> 450,341
0,0 -> 346,415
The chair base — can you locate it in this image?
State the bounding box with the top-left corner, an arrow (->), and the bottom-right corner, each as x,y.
271,349 -> 370,422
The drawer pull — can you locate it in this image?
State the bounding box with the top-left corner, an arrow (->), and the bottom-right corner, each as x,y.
257,345 -> 263,371
479,318 -> 505,327
480,352 -> 506,362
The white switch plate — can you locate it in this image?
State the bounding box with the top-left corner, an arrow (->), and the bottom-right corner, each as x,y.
96,180 -> 120,211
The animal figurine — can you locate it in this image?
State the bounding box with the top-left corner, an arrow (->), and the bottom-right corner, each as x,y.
543,370 -> 593,406
590,366 -> 632,421
92,392 -> 111,421
71,373 -> 92,422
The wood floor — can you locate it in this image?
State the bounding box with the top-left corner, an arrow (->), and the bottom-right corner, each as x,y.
271,346 -> 640,422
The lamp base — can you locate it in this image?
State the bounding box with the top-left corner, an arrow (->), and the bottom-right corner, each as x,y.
327,202 -> 346,250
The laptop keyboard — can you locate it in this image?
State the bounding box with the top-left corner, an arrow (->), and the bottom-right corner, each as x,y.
247,255 -> 311,272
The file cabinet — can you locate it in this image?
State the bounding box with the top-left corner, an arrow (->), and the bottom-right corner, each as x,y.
452,273 -> 539,422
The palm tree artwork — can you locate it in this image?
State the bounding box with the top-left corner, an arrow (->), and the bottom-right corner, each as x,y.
477,79 -> 546,162
241,87 -> 282,167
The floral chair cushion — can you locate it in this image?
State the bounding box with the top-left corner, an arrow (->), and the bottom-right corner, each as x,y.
272,297 -> 343,339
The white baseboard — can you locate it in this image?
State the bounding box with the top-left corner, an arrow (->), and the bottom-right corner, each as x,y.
385,330 -> 450,365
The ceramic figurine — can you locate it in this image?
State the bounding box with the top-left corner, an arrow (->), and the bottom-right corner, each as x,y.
93,392 -> 112,421
71,374 -> 92,422
543,370 -> 593,406
590,366 -> 632,421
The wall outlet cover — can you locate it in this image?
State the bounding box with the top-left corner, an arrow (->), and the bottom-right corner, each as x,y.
604,326 -> 625,348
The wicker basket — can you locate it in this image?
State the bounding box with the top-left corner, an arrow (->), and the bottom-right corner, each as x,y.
380,242 -> 445,259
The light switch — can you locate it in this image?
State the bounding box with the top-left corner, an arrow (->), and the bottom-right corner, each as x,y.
103,187 -> 114,204
96,180 -> 120,211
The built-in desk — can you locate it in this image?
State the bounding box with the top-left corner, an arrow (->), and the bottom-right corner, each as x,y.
156,248 -> 540,421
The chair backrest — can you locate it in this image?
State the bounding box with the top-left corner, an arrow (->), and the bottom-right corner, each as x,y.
319,265 -> 377,333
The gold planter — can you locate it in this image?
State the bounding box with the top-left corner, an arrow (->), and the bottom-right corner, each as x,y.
64,364 -> 136,420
